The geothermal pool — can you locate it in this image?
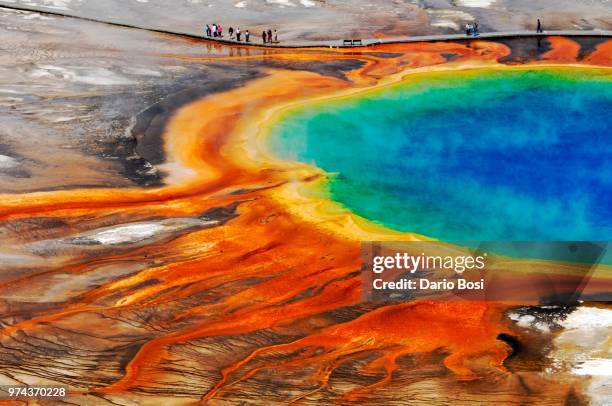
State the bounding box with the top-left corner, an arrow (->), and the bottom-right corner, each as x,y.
270,67 -> 612,241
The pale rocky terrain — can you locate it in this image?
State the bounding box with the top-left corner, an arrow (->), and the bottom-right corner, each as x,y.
1,0 -> 611,44
0,7 -> 267,192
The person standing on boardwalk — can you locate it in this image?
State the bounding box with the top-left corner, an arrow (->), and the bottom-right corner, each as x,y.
229,26 -> 234,39
205,24 -> 211,37
473,21 -> 479,36
218,24 -> 223,37
262,31 -> 267,44
274,29 -> 278,43
236,28 -> 241,41
212,23 -> 217,37
245,30 -> 250,42
537,19 -> 543,33
465,23 -> 471,36
267,29 -> 272,44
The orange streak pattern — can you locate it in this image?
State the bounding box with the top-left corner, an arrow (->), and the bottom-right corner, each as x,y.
542,36 -> 581,62
0,37 -> 610,403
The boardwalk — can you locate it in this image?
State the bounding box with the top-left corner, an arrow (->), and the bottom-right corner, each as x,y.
1,3 -> 611,48
324,30 -> 612,48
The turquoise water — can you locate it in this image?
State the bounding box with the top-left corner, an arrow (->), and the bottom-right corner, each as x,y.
269,68 -> 612,241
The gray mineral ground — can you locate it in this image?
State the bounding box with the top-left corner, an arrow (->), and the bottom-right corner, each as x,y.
1,0 -> 611,44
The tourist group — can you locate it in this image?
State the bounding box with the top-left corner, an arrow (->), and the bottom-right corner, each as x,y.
205,23 -> 279,44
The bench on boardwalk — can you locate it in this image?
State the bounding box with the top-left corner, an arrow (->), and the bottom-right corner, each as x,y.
342,39 -> 363,46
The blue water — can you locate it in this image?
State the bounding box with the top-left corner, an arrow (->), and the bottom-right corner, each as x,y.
270,68 -> 612,241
